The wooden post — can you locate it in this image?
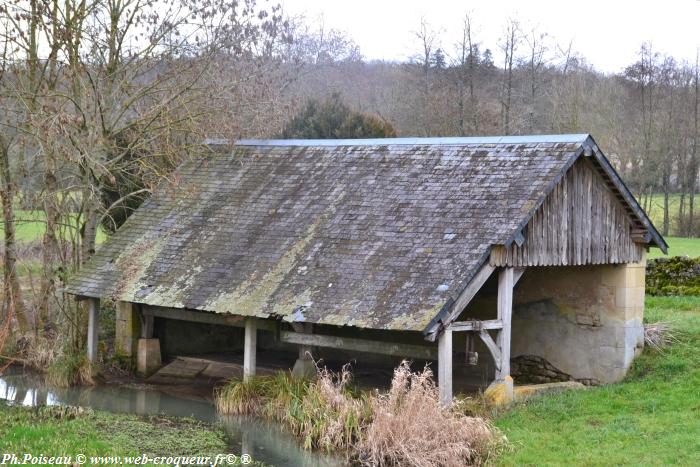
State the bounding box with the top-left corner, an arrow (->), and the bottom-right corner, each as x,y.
87,298 -> 100,363
141,313 -> 155,339
299,322 -> 313,359
243,318 -> 257,381
116,302 -> 140,357
438,327 -> 453,406
496,267 -> 514,380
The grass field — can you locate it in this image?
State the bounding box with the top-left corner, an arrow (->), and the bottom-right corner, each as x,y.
0,407 -> 227,455
0,210 -> 107,245
649,236 -> 700,259
644,193 -> 683,235
495,295 -> 700,466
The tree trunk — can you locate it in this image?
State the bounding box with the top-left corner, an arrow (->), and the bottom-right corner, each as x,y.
0,134 -> 30,332
679,192 -> 686,236
80,189 -> 99,265
662,174 -> 670,237
40,150 -> 61,325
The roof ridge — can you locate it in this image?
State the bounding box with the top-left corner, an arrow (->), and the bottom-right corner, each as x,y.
205,134 -> 591,147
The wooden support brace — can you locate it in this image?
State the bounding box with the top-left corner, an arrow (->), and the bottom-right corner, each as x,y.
425,262 -> 496,340
87,298 -> 100,363
478,329 -> 501,371
513,267 -> 526,286
438,327 -> 453,406
243,318 -> 257,381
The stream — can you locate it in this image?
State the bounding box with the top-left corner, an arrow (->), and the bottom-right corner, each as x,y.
0,369 -> 345,467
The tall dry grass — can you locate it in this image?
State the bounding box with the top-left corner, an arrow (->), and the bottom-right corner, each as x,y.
357,362 -> 501,466
216,366 -> 369,451
644,321 -> 680,351
45,352 -> 94,387
215,361 -> 503,465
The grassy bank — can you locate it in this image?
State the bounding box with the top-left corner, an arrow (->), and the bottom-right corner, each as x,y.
495,295 -> 700,465
648,236 -> 700,259
0,404 -> 257,465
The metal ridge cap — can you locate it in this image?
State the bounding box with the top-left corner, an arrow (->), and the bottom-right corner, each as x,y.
206,134 -> 591,147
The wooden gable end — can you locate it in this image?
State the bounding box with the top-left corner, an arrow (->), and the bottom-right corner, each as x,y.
490,157 -> 645,267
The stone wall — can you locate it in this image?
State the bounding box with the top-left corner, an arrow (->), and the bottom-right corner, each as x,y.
455,254 -> 646,385
510,253 -> 646,384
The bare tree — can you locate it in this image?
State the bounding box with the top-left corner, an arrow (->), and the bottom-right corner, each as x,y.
499,19 -> 520,135
0,4 -> 33,333
524,28 -> 549,133
685,53 -> 700,235
453,13 -> 480,135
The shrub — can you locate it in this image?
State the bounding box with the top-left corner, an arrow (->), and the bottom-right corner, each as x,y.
646,256 -> 700,296
281,93 -> 396,139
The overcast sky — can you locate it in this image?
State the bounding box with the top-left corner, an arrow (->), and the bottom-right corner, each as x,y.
281,0 -> 700,73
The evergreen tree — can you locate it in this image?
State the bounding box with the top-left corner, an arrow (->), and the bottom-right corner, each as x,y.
281,94 -> 396,139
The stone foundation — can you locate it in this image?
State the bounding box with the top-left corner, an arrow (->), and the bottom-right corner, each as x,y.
512,355 -> 574,384
137,338 -> 162,377
511,253 -> 646,384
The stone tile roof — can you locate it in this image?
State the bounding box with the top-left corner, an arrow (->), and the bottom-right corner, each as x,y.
63,135 -> 648,332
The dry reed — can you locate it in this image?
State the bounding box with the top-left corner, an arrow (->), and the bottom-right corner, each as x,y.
357,361 -> 501,466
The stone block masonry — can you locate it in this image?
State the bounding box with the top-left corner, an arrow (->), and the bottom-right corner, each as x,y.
510,252 -> 646,384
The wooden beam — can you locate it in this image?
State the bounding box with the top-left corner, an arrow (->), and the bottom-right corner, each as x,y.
87,298 -> 100,363
513,267 -> 526,286
425,262 -> 496,340
496,267 -> 514,380
438,327 -> 453,406
450,319 -> 503,332
631,229 -> 651,244
478,329 -> 501,371
141,305 -> 276,331
243,318 -> 257,381
280,331 -> 438,360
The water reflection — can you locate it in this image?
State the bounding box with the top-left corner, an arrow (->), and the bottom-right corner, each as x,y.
0,371 -> 345,467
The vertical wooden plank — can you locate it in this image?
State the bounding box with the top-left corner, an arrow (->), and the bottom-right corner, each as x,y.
438,327 -> 453,406
87,298 -> 100,363
244,318 -> 257,381
497,267 -> 514,380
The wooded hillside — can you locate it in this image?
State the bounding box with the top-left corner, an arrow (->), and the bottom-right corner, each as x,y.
0,1 -> 696,353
